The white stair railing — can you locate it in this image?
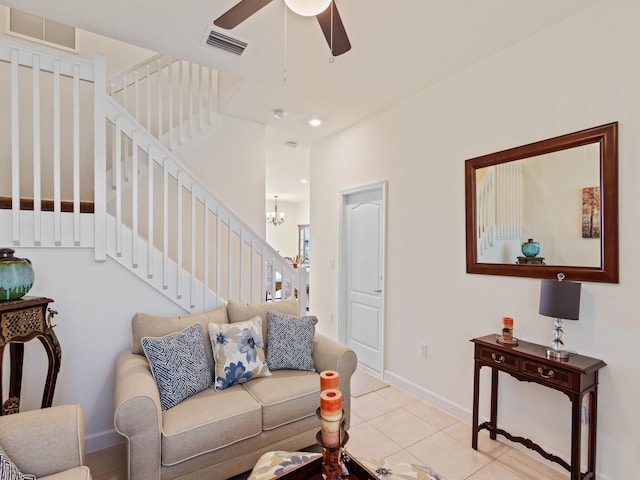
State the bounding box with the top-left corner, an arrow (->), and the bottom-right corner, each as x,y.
476,162 -> 524,256
0,37 -> 101,248
107,54 -> 219,153
0,37 -> 306,314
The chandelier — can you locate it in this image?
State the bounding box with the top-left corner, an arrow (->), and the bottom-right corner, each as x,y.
266,195 -> 285,226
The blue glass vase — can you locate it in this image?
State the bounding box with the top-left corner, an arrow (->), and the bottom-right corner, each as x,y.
521,239 -> 540,258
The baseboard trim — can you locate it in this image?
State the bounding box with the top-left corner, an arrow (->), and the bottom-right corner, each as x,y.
85,428 -> 125,453
382,370 -> 471,423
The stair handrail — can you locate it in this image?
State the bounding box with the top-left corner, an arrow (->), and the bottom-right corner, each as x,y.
102,96 -> 305,311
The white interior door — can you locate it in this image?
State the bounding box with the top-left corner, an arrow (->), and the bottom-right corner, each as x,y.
340,182 -> 386,375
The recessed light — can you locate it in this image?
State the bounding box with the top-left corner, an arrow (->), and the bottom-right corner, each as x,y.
284,141 -> 298,148
300,179 -> 308,184
307,118 -> 322,127
273,109 -> 285,119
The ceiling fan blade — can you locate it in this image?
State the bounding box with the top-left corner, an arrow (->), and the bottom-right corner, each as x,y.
214,0 -> 274,29
316,2 -> 351,56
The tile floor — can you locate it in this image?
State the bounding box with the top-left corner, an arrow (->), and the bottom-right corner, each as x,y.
86,378 -> 569,480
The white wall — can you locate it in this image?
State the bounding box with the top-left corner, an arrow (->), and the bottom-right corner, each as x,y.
4,247 -> 183,451
310,1 -> 638,478
172,116 -> 267,235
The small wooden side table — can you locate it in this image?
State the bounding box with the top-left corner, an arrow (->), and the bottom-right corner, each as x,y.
0,296 -> 62,415
471,334 -> 605,480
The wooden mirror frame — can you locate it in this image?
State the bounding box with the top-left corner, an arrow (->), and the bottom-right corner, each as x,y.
465,122 -> 619,283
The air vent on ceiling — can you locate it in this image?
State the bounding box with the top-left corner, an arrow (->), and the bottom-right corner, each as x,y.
203,27 -> 248,56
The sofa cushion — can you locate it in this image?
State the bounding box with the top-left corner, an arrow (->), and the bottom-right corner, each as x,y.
131,304 -> 227,373
227,296 -> 299,346
40,466 -> 91,480
208,317 -> 271,391
266,312 -> 317,371
0,446 -> 35,480
161,384 -> 262,466
242,370 -> 320,430
141,323 -> 214,411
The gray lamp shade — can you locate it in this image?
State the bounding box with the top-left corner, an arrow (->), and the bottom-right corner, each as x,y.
539,279 -> 581,320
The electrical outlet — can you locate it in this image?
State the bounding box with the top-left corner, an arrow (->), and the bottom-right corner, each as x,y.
419,343 -> 427,358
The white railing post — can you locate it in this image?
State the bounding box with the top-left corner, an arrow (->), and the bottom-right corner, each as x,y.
10,48 -> 20,244
94,53 -> 107,261
32,55 -> 42,244
73,64 -> 81,244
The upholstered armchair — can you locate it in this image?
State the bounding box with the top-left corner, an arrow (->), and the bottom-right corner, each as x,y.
0,404 -> 91,480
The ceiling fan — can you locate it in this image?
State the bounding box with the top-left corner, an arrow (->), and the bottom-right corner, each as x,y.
213,0 -> 351,56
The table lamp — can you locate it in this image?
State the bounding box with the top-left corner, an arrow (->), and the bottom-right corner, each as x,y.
538,273 -> 581,359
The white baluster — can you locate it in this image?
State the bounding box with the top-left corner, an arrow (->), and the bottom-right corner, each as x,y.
163,158 -> 169,289
73,65 -> 81,244
32,55 -> 42,244
11,49 -> 20,243
53,60 -> 62,244
147,146 -> 154,278
94,54 -> 107,262
132,130 -> 139,268
177,170 -> 183,299
115,116 -> 123,256
157,59 -> 163,143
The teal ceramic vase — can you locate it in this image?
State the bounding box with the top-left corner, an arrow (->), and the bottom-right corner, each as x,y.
0,248 -> 34,301
521,239 -> 541,258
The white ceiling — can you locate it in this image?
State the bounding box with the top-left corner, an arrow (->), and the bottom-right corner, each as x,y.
1,0 -> 600,203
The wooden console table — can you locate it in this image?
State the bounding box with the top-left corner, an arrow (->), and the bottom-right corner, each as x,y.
0,297 -> 62,415
471,334 -> 605,480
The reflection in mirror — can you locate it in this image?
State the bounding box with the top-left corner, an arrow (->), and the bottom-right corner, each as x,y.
476,143 -> 600,267
465,122 -> 618,283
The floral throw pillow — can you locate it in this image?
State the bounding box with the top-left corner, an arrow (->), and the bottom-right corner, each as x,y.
208,317 -> 271,391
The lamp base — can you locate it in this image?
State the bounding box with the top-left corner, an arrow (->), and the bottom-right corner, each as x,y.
546,348 -> 576,360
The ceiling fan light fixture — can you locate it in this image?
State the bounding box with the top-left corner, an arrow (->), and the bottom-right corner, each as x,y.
284,0 -> 332,17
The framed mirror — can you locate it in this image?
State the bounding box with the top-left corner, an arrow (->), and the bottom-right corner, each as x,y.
465,122 -> 618,283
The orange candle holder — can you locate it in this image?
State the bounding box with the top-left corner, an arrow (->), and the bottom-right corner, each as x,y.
315,406 -> 349,480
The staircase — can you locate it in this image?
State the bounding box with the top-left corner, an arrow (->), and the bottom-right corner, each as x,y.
476,162 -> 523,259
0,37 -> 306,314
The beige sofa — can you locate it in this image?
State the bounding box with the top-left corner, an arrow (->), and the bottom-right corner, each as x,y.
114,297 -> 357,480
0,404 -> 91,480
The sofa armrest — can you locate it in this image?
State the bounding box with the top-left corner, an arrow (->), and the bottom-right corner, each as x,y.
113,350 -> 162,480
312,334 -> 358,429
0,404 -> 85,477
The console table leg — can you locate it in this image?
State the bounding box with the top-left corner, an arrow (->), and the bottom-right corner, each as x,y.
38,332 -> 62,409
490,368 -> 499,440
472,360 -> 481,450
0,346 -> 4,413
8,343 -> 24,401
570,393 -> 582,480
588,381 -> 599,477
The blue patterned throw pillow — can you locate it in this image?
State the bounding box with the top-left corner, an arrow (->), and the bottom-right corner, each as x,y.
141,323 -> 213,411
208,317 -> 271,391
0,446 -> 35,480
266,311 -> 317,371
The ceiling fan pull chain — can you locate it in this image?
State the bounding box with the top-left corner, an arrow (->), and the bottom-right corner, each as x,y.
283,2 -> 288,82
